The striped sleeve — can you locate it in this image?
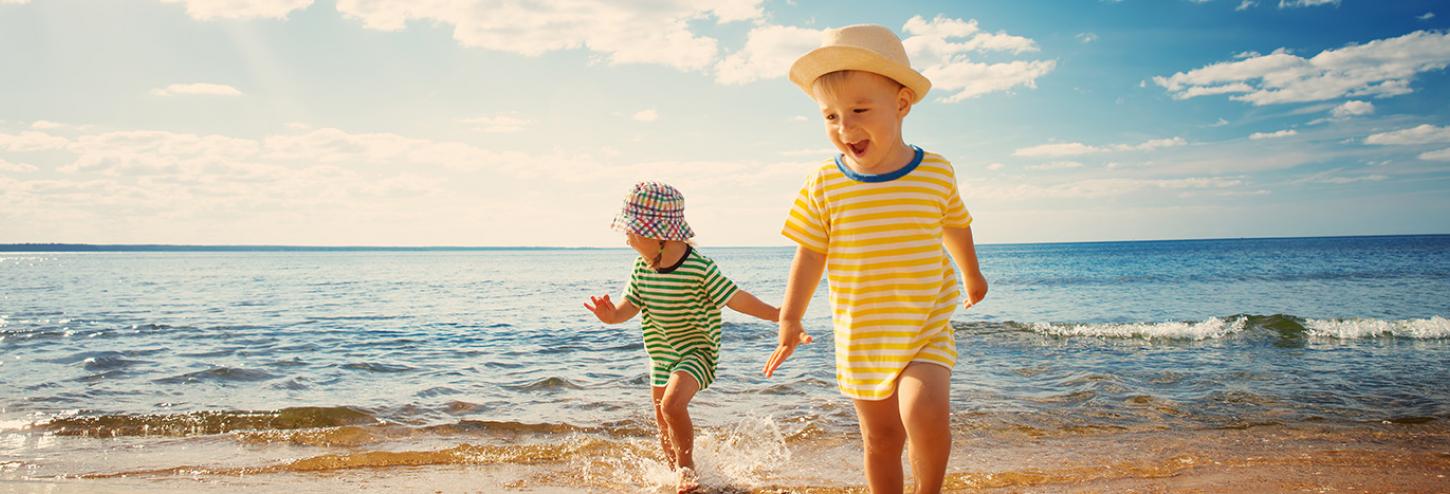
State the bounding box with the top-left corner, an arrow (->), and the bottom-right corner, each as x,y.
700,260 -> 739,310
781,169 -> 830,253
942,163 -> 973,228
623,259 -> 644,307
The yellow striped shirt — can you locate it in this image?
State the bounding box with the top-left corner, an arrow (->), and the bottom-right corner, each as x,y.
781,146 -> 971,400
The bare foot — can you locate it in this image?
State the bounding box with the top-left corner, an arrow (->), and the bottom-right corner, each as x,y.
676,466 -> 699,493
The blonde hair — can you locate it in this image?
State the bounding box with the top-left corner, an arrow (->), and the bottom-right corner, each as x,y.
811,70 -> 909,102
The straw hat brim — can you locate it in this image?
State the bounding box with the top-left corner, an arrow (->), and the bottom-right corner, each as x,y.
789,45 -> 931,104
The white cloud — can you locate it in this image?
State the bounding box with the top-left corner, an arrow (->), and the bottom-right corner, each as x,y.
159,0 -> 313,20
0,122 -> 834,246
1027,161 -> 1084,171
1153,30 -> 1450,105
258,127 -> 526,172
1013,137 -> 1186,157
901,15 -> 1056,103
458,113 -> 529,133
924,60 -> 1057,103
1419,12 -> 1436,21
965,176 -> 1244,200
1210,117 -> 1230,127
1315,175 -> 1386,184
1014,142 -> 1105,157
1076,32 -> 1099,44
1133,137 -> 1189,151
1278,0 -> 1338,7
1330,100 -> 1374,118
332,0 -> 761,71
0,159 -> 38,173
1293,171 -> 1386,184
715,24 -> 822,85
150,83 -> 243,97
1249,129 -> 1297,140
0,131 -> 69,152
62,130 -> 263,175
985,162 -> 1005,171
632,109 -> 659,122
156,0 -> 764,71
1,0 -> 31,4
1420,148 -> 1450,161
1236,0 -> 1258,11
1364,124 -> 1450,145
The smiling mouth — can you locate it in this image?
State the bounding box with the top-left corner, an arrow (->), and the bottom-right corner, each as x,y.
848,140 -> 870,156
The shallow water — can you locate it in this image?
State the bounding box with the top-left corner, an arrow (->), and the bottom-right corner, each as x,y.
2,235 -> 1448,491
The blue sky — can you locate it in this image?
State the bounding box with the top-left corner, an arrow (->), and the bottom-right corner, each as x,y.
2,0 -> 1448,246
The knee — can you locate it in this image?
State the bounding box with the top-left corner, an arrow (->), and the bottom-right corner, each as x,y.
660,394 -> 690,422
901,401 -> 950,429
860,422 -> 906,453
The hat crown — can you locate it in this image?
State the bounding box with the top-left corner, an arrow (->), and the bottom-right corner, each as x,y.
623,181 -> 685,215
788,23 -> 931,103
610,181 -> 695,240
822,24 -> 912,67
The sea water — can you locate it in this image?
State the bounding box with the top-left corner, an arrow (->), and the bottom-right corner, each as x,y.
2,235 -> 1448,492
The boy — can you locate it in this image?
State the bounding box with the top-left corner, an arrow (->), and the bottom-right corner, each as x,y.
762,24 -> 989,494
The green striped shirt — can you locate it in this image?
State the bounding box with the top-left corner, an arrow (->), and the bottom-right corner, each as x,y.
624,247 -> 738,387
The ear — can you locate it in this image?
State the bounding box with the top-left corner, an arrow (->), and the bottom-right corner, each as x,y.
897,86 -> 915,118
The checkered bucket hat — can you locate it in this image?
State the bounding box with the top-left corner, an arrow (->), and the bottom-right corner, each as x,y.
610,181 -> 694,241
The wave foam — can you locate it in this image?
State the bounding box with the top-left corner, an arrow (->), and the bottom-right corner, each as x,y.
1029,317 -> 1246,340
1305,316 -> 1450,339
1022,315 -> 1450,340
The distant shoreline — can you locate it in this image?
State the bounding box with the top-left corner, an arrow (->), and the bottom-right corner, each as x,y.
2,233 -> 1446,252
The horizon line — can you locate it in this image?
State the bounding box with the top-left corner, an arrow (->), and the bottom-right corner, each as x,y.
2,232 -> 1447,252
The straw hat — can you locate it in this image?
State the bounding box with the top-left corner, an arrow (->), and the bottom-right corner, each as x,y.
789,24 -> 931,103
610,181 -> 694,241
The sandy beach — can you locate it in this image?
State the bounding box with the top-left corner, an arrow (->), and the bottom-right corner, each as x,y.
6,418 -> 1446,493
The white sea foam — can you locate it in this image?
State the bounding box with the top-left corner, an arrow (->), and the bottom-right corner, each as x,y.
1306,316 -> 1450,339
1029,316 -> 1246,340
578,414 -> 801,492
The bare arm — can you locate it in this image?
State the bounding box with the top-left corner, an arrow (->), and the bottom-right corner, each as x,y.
942,226 -> 988,308
584,294 -> 640,325
726,290 -> 779,323
763,245 -> 826,377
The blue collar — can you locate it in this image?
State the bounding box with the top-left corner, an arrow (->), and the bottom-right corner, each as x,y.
835,145 -> 923,183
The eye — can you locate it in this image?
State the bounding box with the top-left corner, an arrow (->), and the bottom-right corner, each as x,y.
853,108 -> 869,113
824,114 -> 837,121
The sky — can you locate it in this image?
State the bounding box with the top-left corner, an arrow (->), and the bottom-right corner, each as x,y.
2,0 -> 1449,247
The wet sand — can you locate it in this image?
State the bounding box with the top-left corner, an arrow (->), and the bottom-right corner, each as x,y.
7,421 -> 1446,493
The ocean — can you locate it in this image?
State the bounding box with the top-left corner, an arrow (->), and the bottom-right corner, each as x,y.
2,235 -> 1448,492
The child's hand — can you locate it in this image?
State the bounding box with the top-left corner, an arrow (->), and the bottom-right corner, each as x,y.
963,271 -> 988,309
763,319 -> 813,378
584,294 -> 618,323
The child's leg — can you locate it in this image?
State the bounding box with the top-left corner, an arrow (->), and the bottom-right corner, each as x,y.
651,385 -> 676,469
659,371 -> 701,470
853,394 -> 907,494
896,362 -> 952,494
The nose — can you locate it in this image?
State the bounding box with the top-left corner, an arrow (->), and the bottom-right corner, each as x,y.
837,117 -> 861,142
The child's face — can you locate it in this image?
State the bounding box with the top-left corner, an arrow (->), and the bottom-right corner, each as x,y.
812,71 -> 913,171
625,232 -> 657,257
